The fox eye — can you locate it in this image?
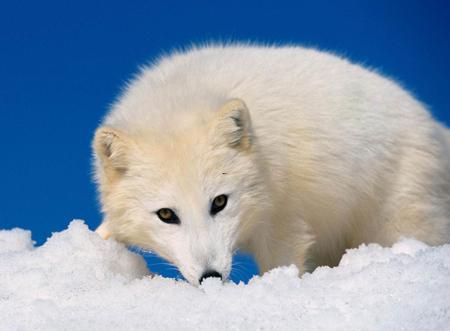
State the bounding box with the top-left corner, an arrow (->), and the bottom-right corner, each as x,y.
156,208 -> 180,224
210,194 -> 228,215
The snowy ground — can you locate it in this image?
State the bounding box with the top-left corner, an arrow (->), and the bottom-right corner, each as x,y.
0,221 -> 449,331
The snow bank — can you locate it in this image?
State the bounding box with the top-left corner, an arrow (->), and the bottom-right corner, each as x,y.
0,221 -> 449,331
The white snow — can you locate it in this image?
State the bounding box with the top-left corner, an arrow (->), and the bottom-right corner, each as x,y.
0,220 -> 449,331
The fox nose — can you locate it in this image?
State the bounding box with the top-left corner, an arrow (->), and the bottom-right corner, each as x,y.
199,270 -> 222,284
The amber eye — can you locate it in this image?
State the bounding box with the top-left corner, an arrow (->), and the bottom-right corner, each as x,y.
156,208 -> 180,224
210,194 -> 228,215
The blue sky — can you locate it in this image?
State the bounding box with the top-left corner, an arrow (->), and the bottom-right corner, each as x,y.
1,1 -> 449,283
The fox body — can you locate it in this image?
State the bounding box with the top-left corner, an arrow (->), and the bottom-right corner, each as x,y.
93,45 -> 450,285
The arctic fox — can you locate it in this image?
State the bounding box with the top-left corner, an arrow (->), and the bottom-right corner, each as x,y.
93,45 -> 450,285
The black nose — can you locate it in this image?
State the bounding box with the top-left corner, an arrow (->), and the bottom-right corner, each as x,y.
199,270 -> 222,284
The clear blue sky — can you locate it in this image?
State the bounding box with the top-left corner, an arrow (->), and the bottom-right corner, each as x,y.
1,1 -> 449,283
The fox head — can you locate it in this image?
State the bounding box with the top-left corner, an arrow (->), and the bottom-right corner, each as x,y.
93,99 -> 269,285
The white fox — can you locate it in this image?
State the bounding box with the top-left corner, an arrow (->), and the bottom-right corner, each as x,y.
93,45 -> 450,285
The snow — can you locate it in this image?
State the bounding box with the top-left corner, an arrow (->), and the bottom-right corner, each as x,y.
1,220 -> 449,331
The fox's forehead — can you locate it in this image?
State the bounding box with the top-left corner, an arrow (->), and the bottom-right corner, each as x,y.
141,128 -> 220,171
131,129 -> 234,200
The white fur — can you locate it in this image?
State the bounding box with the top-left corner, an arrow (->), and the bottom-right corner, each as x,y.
93,44 -> 450,285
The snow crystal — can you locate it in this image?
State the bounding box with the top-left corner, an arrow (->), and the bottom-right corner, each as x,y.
0,228 -> 34,254
0,220 -> 449,331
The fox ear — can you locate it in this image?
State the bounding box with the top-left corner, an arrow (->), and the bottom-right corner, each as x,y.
215,99 -> 252,150
93,126 -> 136,183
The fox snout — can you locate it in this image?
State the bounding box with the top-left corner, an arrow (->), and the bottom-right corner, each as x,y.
180,247 -> 232,286
199,270 -> 223,284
